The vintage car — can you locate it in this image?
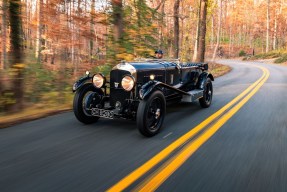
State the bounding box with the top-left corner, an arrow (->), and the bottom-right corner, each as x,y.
72,59 -> 214,137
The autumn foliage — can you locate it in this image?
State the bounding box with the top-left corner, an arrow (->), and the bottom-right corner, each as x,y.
0,0 -> 287,113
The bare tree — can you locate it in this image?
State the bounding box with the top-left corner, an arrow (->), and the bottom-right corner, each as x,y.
192,2 -> 201,62
173,0 -> 181,58
266,0 -> 270,53
159,0 -> 165,47
35,0 -> 43,61
212,0 -> 223,62
1,0 -> 7,69
90,0 -> 95,57
211,14 -> 214,49
273,7 -> 278,50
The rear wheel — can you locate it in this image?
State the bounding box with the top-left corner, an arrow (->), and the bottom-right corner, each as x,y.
137,91 -> 166,137
73,83 -> 103,124
199,78 -> 213,108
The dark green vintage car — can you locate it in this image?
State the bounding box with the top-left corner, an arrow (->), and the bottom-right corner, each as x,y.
72,59 -> 214,137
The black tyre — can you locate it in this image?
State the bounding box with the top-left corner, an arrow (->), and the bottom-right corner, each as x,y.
137,90 -> 166,137
199,78 -> 213,108
73,83 -> 102,124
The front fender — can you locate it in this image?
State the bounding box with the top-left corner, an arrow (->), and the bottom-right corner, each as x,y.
72,75 -> 92,92
197,72 -> 214,89
139,81 -> 162,100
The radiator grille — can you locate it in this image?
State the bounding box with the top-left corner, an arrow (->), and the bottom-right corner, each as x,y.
110,70 -> 131,107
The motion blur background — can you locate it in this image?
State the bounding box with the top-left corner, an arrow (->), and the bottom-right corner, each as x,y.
1,0 -> 287,119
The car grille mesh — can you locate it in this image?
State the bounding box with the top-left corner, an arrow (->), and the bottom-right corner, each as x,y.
110,70 -> 131,107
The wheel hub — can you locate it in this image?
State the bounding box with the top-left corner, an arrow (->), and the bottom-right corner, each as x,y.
155,109 -> 161,119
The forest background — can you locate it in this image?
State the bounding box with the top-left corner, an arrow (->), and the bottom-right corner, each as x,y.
1,0 -> 287,118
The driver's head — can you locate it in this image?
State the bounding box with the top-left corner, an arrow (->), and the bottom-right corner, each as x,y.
155,50 -> 163,59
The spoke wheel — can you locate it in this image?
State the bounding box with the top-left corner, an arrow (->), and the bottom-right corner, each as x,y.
146,98 -> 163,130
137,90 -> 166,137
199,78 -> 213,108
82,91 -> 102,116
73,83 -> 103,124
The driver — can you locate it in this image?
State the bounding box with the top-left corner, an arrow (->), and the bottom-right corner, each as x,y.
155,50 -> 163,59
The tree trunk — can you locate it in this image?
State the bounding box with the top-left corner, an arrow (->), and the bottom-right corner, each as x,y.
9,0 -> 24,111
111,0 -> 123,41
71,0 -> 75,66
229,25 -> 232,57
1,0 -> 7,70
192,2 -> 201,62
266,0 -> 270,53
173,0 -> 180,58
71,0 -> 78,77
212,0 -> 223,62
25,0 -> 31,50
211,14 -> 214,49
35,0 -> 42,61
90,0 -> 95,57
160,0 -> 165,47
135,0 -> 142,28
196,0 -> 208,62
181,17 -> 185,56
273,8 -> 278,50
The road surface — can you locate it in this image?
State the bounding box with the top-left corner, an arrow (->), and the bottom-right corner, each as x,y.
0,60 -> 286,192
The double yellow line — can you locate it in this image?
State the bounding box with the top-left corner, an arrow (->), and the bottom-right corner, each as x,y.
108,66 -> 270,192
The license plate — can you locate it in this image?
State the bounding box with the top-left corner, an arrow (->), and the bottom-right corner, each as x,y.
91,108 -> 114,119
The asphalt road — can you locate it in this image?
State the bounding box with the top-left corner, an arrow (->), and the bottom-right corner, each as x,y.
0,60 -> 287,192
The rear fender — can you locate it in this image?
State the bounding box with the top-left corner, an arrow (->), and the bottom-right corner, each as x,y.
197,72 -> 214,89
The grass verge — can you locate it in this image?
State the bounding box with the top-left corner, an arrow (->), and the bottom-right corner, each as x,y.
209,63 -> 232,78
243,50 -> 287,64
0,104 -> 71,128
274,54 -> 287,63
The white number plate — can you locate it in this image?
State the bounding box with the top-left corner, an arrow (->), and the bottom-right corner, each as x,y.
91,108 -> 114,119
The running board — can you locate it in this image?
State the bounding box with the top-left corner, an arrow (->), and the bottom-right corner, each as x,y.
181,89 -> 203,102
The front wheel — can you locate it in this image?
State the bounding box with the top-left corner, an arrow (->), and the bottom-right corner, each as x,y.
73,83 -> 103,124
199,78 -> 213,108
137,90 -> 166,137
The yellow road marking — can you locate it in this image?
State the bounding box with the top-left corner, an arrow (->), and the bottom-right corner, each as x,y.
136,68 -> 270,192
107,66 -> 268,192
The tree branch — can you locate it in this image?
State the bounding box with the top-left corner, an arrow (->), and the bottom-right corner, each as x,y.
154,0 -> 166,11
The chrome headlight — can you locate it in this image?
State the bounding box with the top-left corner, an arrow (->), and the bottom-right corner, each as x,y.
121,75 -> 135,91
92,74 -> 105,88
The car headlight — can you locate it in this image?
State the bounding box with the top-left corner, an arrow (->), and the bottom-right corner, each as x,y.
121,75 -> 135,91
92,74 -> 105,88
